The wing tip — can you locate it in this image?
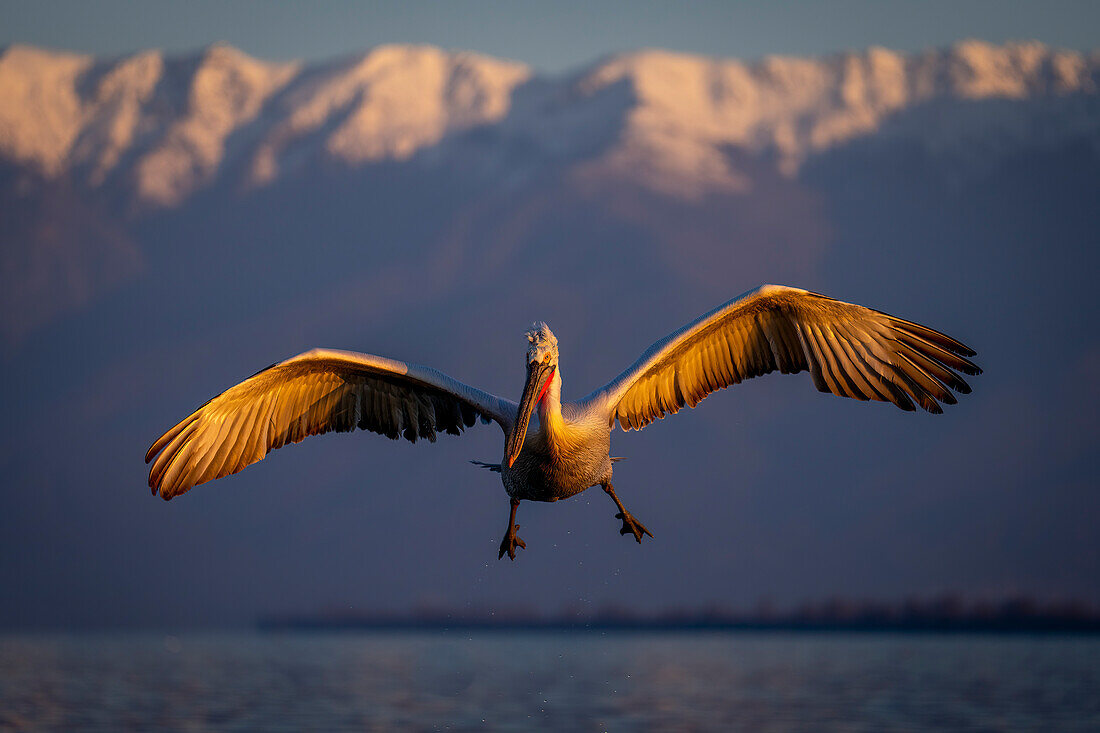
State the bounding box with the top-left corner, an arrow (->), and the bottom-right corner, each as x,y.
153,479 -> 192,501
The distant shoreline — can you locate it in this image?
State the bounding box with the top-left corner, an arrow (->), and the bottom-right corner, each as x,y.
258,621 -> 1100,634
259,604 -> 1100,634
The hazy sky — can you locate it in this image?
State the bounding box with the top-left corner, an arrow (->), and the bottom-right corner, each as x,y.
3,0 -> 1098,71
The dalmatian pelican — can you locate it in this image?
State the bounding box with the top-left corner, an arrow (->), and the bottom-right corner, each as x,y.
146,285 -> 980,560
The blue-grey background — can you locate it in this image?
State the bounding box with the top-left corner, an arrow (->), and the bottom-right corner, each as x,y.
3,0 -> 1099,72
0,1 -> 1098,630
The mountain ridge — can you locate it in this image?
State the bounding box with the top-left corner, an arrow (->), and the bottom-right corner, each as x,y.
2,40 -> 1096,205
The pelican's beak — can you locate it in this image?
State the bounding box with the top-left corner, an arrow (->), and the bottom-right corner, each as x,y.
505,361 -> 555,468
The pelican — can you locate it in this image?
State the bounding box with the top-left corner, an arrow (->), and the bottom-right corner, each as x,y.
146,285 -> 980,560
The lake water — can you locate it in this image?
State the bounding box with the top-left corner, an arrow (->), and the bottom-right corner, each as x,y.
2,632 -> 1098,731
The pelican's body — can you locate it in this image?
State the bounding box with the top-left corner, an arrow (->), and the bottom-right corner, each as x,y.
146,285 -> 981,559
502,382 -> 612,503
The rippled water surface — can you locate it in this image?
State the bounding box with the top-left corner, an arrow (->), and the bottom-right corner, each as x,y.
2,632 -> 1098,731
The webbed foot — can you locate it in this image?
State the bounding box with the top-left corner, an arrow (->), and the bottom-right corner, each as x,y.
498,498 -> 525,560
615,511 -> 653,543
498,524 -> 526,560
602,482 -> 652,544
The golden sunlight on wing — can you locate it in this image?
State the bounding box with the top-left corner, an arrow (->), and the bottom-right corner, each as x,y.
586,285 -> 980,431
145,349 -> 515,499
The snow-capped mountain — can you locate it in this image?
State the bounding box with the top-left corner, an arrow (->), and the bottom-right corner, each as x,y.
1,40 -> 1096,206
1,39 -> 1098,347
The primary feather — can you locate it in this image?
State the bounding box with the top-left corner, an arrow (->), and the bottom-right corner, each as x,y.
583,285 -> 980,430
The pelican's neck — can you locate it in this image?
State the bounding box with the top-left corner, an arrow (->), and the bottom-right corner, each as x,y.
538,367 -> 564,435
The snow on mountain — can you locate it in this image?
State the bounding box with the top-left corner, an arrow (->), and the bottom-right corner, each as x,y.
568,41 -> 1098,193
130,45 -> 299,205
0,40 -> 1095,205
0,43 -> 300,203
0,42 -> 530,204
0,44 -> 92,176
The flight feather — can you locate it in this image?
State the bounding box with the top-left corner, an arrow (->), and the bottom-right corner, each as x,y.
146,349 -> 516,499
583,285 -> 980,431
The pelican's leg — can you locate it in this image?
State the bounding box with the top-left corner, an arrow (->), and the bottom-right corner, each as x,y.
602,483 -> 652,543
497,498 -> 526,561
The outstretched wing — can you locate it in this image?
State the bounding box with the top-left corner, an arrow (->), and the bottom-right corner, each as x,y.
582,285 -> 981,431
145,348 -> 516,499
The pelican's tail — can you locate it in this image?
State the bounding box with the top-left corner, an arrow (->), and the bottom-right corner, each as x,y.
470,460 -> 502,473
611,456 -> 626,463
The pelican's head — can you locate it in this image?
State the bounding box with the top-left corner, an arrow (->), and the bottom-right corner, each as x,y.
505,322 -> 559,468
525,321 -> 559,368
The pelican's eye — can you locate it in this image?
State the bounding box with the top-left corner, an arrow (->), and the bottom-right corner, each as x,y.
543,354 -> 551,364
